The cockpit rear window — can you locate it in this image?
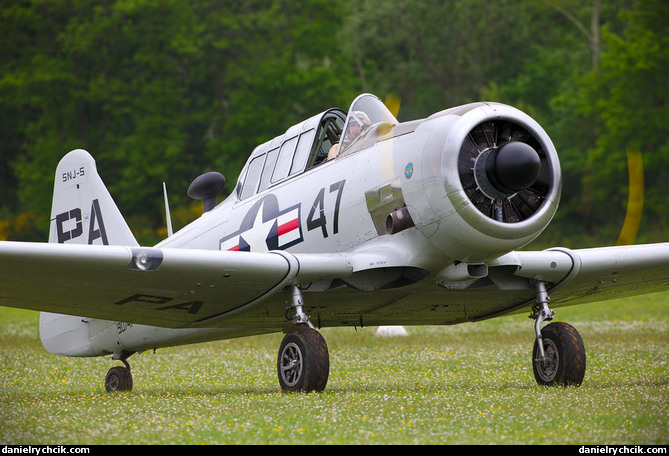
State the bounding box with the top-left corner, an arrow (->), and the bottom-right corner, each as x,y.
272,135 -> 299,183
291,130 -> 315,176
239,153 -> 265,200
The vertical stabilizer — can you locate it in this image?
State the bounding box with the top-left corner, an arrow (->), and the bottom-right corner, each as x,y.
48,149 -> 137,246
42,149 -> 135,357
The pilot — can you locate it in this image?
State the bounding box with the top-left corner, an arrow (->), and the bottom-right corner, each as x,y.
327,111 -> 370,160
327,143 -> 339,160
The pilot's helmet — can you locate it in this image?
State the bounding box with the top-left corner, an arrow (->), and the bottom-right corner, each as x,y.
353,111 -> 371,125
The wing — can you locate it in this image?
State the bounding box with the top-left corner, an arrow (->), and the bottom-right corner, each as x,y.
0,241 -> 352,328
1,240 -> 668,329
305,242 -> 669,326
528,243 -> 669,306
443,242 -> 669,322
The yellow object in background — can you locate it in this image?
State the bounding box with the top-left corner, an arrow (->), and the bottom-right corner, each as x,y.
616,148 -> 644,245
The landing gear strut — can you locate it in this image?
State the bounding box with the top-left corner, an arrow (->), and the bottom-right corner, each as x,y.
530,282 -> 586,386
277,286 -> 329,392
105,352 -> 134,392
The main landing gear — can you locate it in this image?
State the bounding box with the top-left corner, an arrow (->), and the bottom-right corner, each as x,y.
102,283 -> 585,392
530,282 -> 586,386
277,286 -> 330,392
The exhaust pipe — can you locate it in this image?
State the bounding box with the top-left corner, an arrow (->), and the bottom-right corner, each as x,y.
386,206 -> 415,235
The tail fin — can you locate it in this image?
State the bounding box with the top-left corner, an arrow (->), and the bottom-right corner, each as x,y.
42,149 -> 136,358
49,149 -> 138,246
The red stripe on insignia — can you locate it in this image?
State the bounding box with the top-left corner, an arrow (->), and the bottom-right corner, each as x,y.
278,218 -> 299,236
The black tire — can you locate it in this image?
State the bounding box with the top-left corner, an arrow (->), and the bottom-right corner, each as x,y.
105,366 -> 133,392
277,325 -> 329,392
532,321 -> 586,387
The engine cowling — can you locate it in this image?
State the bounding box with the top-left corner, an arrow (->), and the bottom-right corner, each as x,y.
418,102 -> 561,263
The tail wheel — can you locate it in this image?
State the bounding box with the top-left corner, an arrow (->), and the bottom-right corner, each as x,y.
532,321 -> 586,386
105,366 -> 133,392
277,325 -> 329,392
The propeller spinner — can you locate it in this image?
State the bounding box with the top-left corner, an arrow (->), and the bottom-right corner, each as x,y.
484,141 -> 541,194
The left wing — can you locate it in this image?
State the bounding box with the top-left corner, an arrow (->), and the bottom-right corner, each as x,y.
475,242 -> 669,320
524,243 -> 669,305
0,241 -> 352,328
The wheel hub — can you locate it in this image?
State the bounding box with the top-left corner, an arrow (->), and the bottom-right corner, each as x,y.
535,339 -> 559,382
279,342 -> 303,387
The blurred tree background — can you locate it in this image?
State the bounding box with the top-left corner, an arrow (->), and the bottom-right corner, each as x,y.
1,0 -> 666,247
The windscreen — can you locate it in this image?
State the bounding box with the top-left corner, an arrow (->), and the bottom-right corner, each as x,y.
339,94 -> 398,154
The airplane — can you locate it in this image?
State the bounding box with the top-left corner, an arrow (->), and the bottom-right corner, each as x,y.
1,93 -> 668,393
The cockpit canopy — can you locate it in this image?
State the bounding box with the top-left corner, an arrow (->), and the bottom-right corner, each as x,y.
236,94 -> 398,200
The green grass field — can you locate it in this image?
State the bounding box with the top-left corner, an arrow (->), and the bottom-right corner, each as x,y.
1,292 -> 667,445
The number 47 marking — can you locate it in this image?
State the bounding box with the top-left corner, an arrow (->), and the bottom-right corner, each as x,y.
306,179 -> 346,238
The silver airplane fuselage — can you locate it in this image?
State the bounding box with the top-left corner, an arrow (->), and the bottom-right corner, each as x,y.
41,94 -> 562,359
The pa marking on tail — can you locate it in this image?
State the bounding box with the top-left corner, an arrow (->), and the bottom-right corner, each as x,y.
49,149 -> 138,247
54,198 -> 109,245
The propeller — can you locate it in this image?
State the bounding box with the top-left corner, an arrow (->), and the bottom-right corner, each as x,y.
458,120 -> 550,223
616,148 -> 644,245
384,94 -> 402,118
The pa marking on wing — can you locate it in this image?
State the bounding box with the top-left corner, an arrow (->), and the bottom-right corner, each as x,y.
115,294 -> 204,315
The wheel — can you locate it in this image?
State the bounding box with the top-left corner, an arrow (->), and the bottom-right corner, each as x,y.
105,366 -> 133,392
277,325 -> 329,392
532,321 -> 586,386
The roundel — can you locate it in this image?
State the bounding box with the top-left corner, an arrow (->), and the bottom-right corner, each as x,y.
404,162 -> 414,179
